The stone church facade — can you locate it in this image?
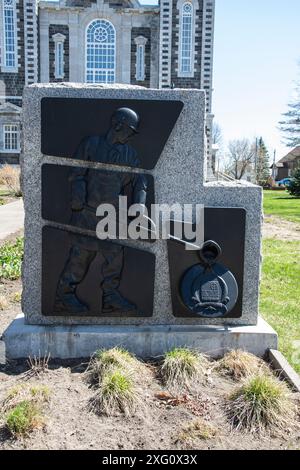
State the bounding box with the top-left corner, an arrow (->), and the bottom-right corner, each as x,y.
0,0 -> 215,165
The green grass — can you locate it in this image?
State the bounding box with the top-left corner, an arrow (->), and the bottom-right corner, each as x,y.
263,190 -> 300,223
260,239 -> 300,373
0,237 -> 24,280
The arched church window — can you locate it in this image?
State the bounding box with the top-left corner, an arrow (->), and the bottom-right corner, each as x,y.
86,19 -> 116,84
179,2 -> 194,76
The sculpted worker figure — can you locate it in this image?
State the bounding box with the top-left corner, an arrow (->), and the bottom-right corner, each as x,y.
53,108 -> 147,315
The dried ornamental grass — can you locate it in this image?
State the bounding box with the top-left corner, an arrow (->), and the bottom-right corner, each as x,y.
227,373 -> 297,434
89,368 -> 142,416
160,348 -> 210,390
86,348 -> 146,417
176,418 -> 218,445
86,347 -> 144,385
216,350 -> 269,381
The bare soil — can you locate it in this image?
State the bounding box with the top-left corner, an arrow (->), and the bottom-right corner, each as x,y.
263,215 -> 300,240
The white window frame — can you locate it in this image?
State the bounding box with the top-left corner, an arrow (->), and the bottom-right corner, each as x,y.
134,36 -> 147,82
85,19 -> 116,84
177,0 -> 197,78
1,0 -> 18,72
2,123 -> 20,153
52,33 -> 66,80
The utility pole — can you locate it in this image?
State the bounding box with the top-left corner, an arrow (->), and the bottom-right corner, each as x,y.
272,149 -> 276,180
254,137 -> 258,184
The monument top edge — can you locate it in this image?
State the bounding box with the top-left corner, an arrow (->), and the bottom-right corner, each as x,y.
24,82 -> 206,96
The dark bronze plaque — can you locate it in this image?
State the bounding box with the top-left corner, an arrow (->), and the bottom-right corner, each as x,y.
41,163 -> 155,240
41,98 -> 183,170
167,208 -> 246,319
42,226 -> 155,317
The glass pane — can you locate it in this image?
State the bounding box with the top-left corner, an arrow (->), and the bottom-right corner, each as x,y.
85,19 -> 116,84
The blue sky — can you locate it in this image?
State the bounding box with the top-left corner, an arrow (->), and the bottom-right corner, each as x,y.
141,0 -> 300,160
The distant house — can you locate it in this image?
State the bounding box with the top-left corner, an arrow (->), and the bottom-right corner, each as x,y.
271,146 -> 300,181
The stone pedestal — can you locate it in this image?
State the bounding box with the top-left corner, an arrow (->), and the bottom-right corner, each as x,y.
3,314 -> 277,359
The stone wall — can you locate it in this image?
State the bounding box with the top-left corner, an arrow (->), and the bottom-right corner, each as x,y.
0,0 -> 25,100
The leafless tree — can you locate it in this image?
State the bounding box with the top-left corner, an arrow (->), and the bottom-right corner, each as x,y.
212,122 -> 223,146
227,139 -> 255,180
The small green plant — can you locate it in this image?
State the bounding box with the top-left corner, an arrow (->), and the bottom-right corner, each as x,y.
160,348 -> 209,390
2,384 -> 50,437
92,368 -> 139,416
5,401 -> 42,437
0,237 -> 24,280
215,350 -> 268,381
227,373 -> 296,434
176,418 -> 218,445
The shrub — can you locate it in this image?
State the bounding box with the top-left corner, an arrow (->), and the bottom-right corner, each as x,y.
288,167 -> 300,197
0,165 -> 22,197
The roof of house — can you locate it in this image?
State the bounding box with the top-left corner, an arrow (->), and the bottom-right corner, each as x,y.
276,146 -> 300,166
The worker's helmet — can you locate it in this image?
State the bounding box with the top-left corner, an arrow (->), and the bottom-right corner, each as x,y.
112,108 -> 140,133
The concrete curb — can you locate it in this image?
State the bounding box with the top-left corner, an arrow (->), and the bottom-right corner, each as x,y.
269,349 -> 300,392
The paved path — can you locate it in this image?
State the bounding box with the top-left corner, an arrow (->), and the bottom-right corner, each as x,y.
0,199 -> 24,243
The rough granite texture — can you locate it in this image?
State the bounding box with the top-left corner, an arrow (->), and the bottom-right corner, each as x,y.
21,83 -> 262,327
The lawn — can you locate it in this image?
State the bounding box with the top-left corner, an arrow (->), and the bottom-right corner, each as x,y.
263,190 -> 300,223
260,238 -> 300,373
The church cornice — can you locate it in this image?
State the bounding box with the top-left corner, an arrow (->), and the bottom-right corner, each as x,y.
38,0 -> 158,13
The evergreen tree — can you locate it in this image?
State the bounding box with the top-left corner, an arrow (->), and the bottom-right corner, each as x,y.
288,166 -> 300,197
279,71 -> 300,147
256,137 -> 270,186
